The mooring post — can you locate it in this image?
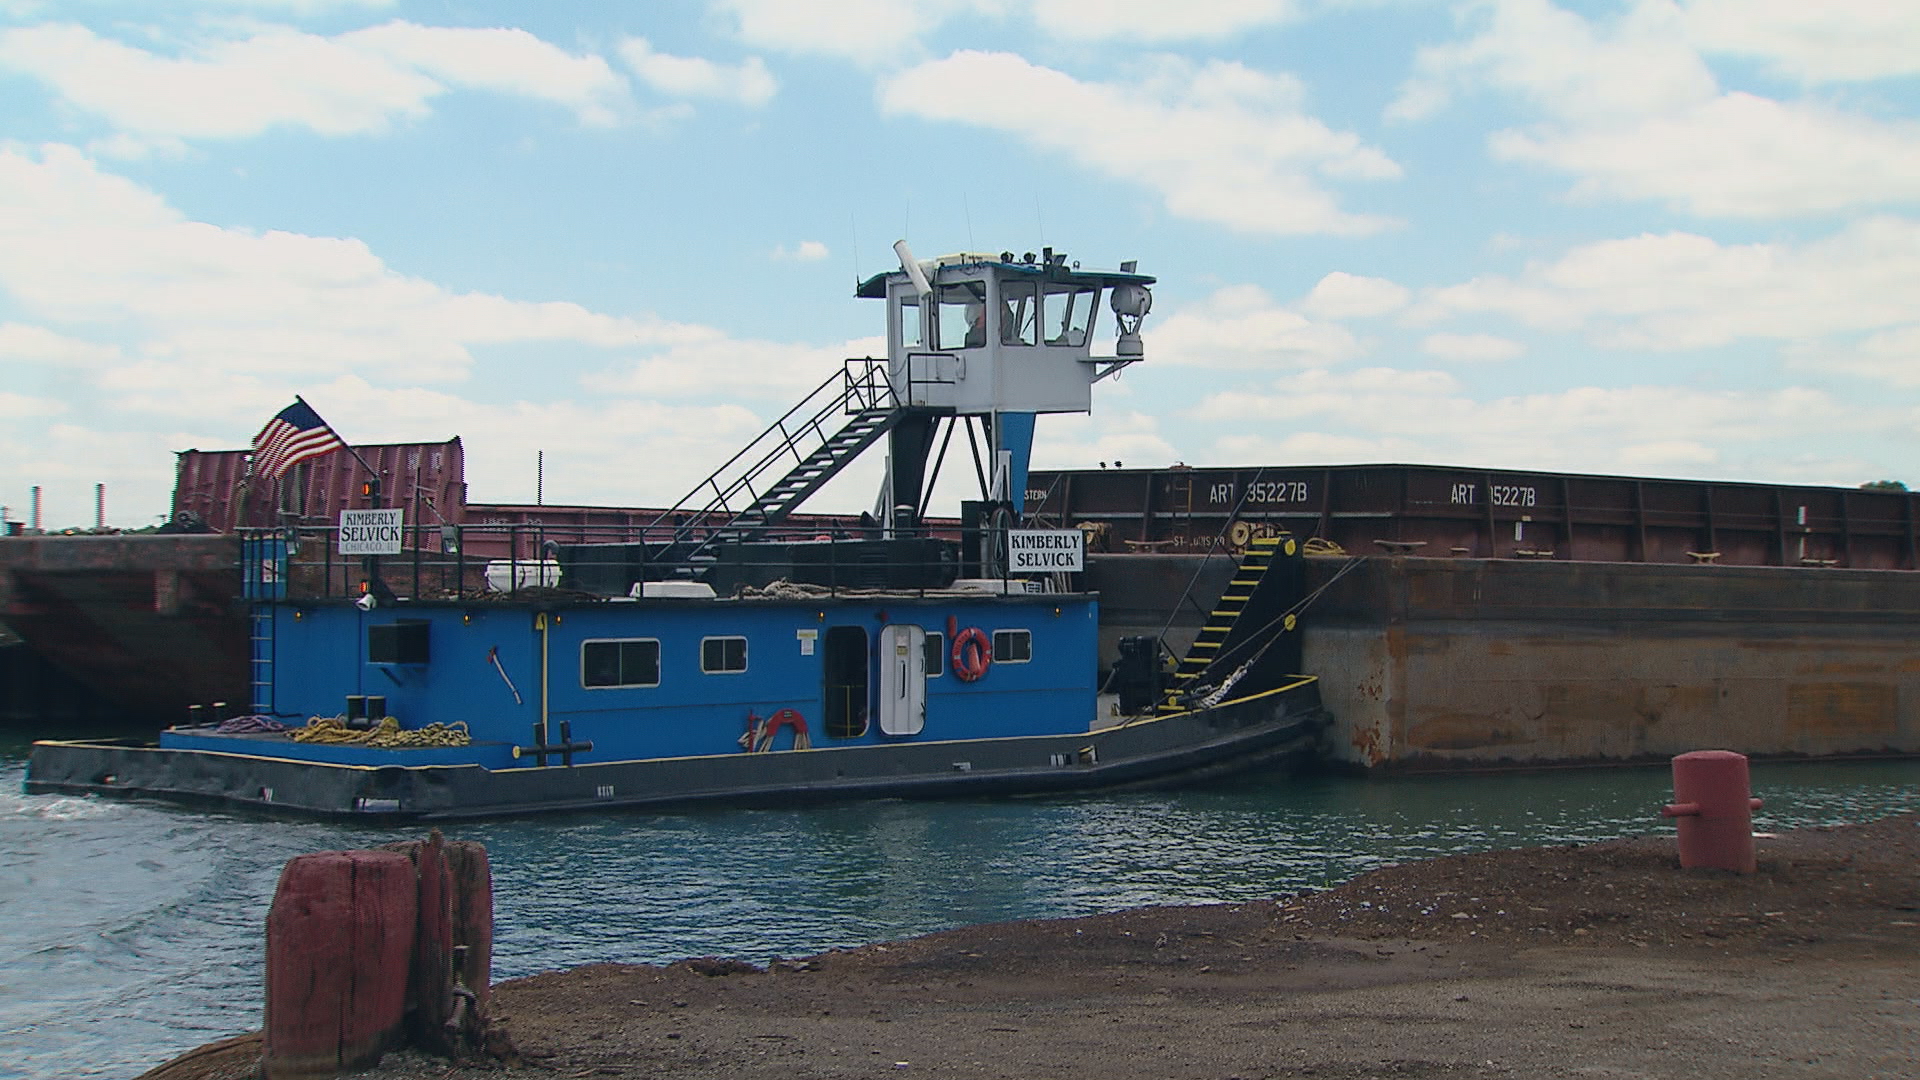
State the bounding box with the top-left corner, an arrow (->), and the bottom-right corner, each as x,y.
1660,749 -> 1763,874
265,835 -> 496,1076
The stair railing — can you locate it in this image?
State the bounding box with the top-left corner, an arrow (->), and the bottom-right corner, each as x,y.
644,358 -> 897,545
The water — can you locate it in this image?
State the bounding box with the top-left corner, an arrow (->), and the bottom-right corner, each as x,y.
2,751 -> 1914,1080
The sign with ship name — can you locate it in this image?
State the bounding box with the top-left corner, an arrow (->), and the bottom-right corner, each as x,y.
1008,529 -> 1084,572
338,508 -> 404,555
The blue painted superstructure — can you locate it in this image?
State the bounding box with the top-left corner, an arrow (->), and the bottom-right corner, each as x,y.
205,593 -> 1097,769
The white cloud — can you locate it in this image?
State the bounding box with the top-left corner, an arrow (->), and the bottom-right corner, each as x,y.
1679,0 -> 1920,83
1787,326 -> 1920,388
716,0 -> 953,66
0,148 -> 916,522
1150,284 -> 1364,369
1032,410 -> 1178,472
1300,271 -> 1408,319
1416,217 -> 1920,353
0,391 -> 66,418
1420,332 -> 1524,362
0,322 -> 122,366
581,335 -> 884,401
1492,92 -> 1920,218
1030,0 -> 1300,41
0,144 -> 798,397
1390,0 -> 1715,125
1189,366 -> 1880,480
182,0 -> 395,11
772,241 -> 830,262
1389,0 -> 1920,217
0,21 -> 630,144
881,52 -> 1399,236
618,37 -> 776,107
345,23 -> 631,127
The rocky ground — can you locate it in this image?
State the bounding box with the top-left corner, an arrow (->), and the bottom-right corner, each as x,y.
147,815 -> 1919,1080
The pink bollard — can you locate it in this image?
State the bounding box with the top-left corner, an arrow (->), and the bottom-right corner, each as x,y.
1659,749 -> 1764,874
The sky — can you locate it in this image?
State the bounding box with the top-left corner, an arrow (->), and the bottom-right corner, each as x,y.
1,0 -> 1916,529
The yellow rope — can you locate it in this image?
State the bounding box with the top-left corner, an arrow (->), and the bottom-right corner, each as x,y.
294,715 -> 472,748
1302,537 -> 1346,556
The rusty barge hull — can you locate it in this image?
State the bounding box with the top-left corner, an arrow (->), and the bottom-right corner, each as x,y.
1028,463 -> 1917,569
1083,551 -> 1919,770
0,534 -> 247,721
1038,462 -> 1920,769
1299,556 -> 1918,770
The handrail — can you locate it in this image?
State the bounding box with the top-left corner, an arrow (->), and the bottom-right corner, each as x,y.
642,358 -> 896,544
239,516 -> 980,605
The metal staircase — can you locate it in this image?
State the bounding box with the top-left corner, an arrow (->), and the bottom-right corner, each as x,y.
646,360 -> 904,560
1158,534 -> 1300,713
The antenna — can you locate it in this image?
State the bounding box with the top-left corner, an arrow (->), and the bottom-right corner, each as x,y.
850,214 -> 860,287
1034,195 -> 1046,248
964,192 -> 975,251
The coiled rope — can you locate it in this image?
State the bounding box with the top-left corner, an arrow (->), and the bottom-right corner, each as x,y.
293,715 -> 472,748
214,714 -> 289,734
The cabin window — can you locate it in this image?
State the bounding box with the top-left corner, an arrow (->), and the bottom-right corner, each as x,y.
1000,280 -> 1038,346
701,636 -> 748,674
924,631 -> 945,677
582,638 -> 660,688
899,297 -> 923,348
1043,283 -> 1098,347
993,629 -> 1032,664
936,282 -> 988,350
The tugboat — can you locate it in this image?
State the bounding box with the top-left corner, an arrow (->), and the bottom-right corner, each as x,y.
26,246 -> 1326,819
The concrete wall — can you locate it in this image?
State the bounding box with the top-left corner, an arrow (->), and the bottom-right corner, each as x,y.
1302,556 -> 1920,769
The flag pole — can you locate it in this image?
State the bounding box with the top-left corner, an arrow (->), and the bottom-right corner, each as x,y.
296,395 -> 383,508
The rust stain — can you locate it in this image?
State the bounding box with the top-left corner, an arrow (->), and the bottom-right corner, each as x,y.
1404,713 -> 1526,752
1348,724 -> 1387,767
1800,661 -> 1893,676
1787,683 -> 1898,739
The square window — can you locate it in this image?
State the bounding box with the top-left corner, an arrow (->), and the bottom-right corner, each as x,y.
583,639 -> 659,688
924,631 -> 945,677
992,629 -> 1032,663
701,636 -> 748,674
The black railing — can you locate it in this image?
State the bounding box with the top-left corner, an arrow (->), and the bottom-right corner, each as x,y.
642,358 -> 899,544
239,517 -> 1011,604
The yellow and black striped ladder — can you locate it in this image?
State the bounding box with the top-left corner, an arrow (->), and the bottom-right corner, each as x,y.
1158,535 -> 1290,714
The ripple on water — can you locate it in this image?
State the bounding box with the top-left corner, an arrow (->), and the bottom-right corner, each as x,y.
0,756 -> 1914,1079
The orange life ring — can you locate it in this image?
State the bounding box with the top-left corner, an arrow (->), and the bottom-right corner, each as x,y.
951,626 -> 991,682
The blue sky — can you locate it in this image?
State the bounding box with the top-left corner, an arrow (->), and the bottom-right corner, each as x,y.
1,0 -> 1916,528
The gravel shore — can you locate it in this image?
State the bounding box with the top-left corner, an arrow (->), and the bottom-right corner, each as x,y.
146,813 -> 1919,1080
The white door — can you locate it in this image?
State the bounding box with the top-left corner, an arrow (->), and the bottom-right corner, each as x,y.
876,624 -> 927,736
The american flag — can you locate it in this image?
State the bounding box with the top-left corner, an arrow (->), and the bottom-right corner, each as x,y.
252,399 -> 346,480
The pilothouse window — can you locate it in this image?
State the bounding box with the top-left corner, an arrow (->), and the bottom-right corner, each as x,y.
899,298 -> 923,349
1043,284 -> 1098,347
937,282 -> 989,350
1000,281 -> 1037,346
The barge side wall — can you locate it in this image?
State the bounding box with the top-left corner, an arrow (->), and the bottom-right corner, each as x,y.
1301,556 -> 1919,769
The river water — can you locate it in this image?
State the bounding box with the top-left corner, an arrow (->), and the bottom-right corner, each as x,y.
2,748 -> 1914,1080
